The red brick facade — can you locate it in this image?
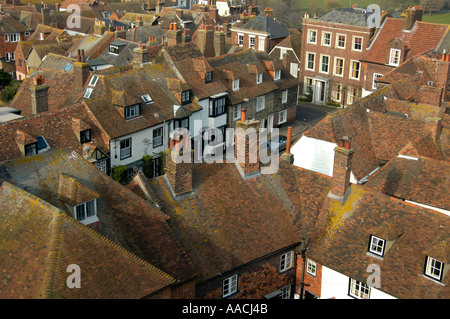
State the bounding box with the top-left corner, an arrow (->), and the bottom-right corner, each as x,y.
300,19 -> 372,105
296,255 -> 322,299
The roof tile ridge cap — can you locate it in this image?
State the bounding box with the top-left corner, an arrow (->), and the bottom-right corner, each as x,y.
68,150 -> 171,221
55,207 -> 178,284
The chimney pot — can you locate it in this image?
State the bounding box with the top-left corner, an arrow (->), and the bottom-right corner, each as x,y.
285,126 -> 292,155
240,108 -> 247,122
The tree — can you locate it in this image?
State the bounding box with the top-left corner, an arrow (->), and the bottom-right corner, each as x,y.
325,0 -> 344,11
0,69 -> 12,88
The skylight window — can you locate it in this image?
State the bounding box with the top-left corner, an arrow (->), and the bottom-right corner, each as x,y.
84,88 -> 93,99
88,75 -> 99,87
141,94 -> 153,104
64,63 -> 73,71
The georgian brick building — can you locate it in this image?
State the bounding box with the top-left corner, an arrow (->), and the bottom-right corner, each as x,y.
300,7 -> 373,106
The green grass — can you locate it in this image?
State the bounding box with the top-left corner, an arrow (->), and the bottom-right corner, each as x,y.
421,12 -> 450,24
291,0 -> 383,11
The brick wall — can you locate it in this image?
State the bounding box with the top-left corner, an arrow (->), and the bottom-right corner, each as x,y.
197,248 -> 297,299
296,255 -> 322,298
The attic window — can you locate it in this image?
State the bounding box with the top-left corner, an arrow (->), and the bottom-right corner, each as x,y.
389,49 -> 401,66
74,199 -> 97,223
256,73 -> 263,84
24,142 -> 37,156
124,104 -> 141,119
141,94 -> 153,104
274,70 -> 281,81
88,75 -> 99,87
84,88 -> 93,99
25,136 -> 50,156
181,90 -> 191,105
424,257 -> 444,282
109,45 -> 120,54
368,235 -> 385,257
80,129 -> 91,144
232,79 -> 239,91
205,72 -> 212,83
64,63 -> 73,71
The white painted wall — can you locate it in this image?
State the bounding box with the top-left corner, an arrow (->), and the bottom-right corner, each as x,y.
321,266 -> 396,299
216,1 -> 231,16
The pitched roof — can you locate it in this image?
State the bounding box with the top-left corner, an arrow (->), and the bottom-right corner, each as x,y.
0,181 -> 176,299
364,18 -> 449,65
234,15 -> 291,39
0,148 -> 198,286
0,13 -> 29,34
316,7 -> 369,27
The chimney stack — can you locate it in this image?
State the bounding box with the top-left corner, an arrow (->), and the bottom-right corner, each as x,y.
264,7 -> 273,19
135,15 -> 143,27
214,26 -> 225,56
30,74 -> 49,114
41,3 -> 50,26
403,6 -> 423,31
156,0 -> 164,14
164,134 -> 194,196
132,44 -> 150,65
176,8 -> 183,19
209,5 -> 218,21
281,126 -> 294,164
329,138 -> 354,201
94,19 -> 107,35
74,49 -> 90,89
115,26 -> 126,39
167,22 -> 182,46
234,108 -> 261,179
195,23 -> 215,58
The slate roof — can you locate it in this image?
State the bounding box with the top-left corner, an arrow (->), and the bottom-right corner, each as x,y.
96,38 -> 139,67
363,18 -> 449,65
0,148 -> 198,294
234,15 -> 291,40
316,7 -> 369,27
39,52 -> 77,70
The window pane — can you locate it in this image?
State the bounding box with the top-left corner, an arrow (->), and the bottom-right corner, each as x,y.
86,200 -> 96,217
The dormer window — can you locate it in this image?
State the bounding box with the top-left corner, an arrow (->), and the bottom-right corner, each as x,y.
124,104 -> 141,119
141,94 -> 153,104
74,199 -> 97,223
274,70 -> 281,81
389,49 -> 401,66
109,44 -> 120,54
369,235 -> 385,257
84,88 -> 93,99
424,257 -> 444,282
25,142 -> 37,156
256,73 -> 263,84
232,79 -> 239,91
181,90 -> 191,105
80,129 -> 91,144
205,72 -> 213,83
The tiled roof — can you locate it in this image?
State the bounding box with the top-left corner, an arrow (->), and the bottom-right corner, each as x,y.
146,160 -> 332,281
236,15 -> 291,40
0,103 -> 108,163
308,183 -> 450,299
0,13 -> 29,33
39,53 -> 76,71
0,181 -> 176,299
364,18 -> 449,65
0,148 -> 198,286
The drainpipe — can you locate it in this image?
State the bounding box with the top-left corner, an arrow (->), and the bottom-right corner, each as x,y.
299,238 -> 310,299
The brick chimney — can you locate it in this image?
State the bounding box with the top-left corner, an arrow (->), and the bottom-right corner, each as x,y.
167,22 -> 182,46
330,138 -> 354,201
41,3 -> 50,26
176,8 -> 183,20
135,15 -> 143,27
403,6 -> 423,31
281,126 -> 294,164
223,21 -> 231,38
74,49 -> 90,89
30,74 -> 49,114
132,44 -> 150,65
436,53 -> 450,100
196,23 -> 215,58
416,84 -> 443,107
234,108 -> 261,179
115,26 -> 126,39
156,0 -> 164,14
164,134 -> 194,196
209,5 -> 218,21
214,26 -> 225,56
424,117 -> 443,139
264,7 -> 273,18
94,19 -> 107,35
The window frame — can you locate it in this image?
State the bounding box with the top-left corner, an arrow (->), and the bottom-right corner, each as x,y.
282,89 -> 288,104
256,95 -> 265,112
353,36 -> 363,51
233,104 -> 241,121
249,35 -> 255,49
209,97 -> 227,117
152,126 -> 163,148
280,250 -> 294,272
350,60 -> 361,80
278,110 -> 287,124
232,79 -> 239,91
205,71 -> 213,83
258,37 -> 265,51
124,103 -> 141,120
74,199 -> 97,222
80,129 -> 91,144
223,274 -> 238,298
368,235 -> 385,257
237,33 -> 244,46
181,90 -> 191,105
349,278 -> 370,299
119,137 -> 132,160
372,73 -> 383,90
256,73 -> 263,84
306,52 -> 315,71
306,259 -> 317,276
336,34 -> 346,49
304,77 -> 313,95
307,29 -> 317,44
389,48 -> 401,66
320,54 -> 330,74
322,31 -> 331,46
25,142 -> 37,156
274,70 -> 281,81
424,256 -> 444,281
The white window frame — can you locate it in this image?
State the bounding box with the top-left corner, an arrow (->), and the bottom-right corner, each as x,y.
336,34 -> 346,49
73,199 -> 97,223
120,137 -> 132,160
274,70 -> 281,81
153,126 -> 163,147
223,274 -> 238,298
256,95 -> 265,112
5,53 -> 10,62
279,48 -> 287,59
258,37 -> 265,51
4,33 -> 9,42
256,73 -> 263,84
349,278 -> 370,299
280,251 -> 293,272
350,60 -> 360,80
353,36 -> 363,51
249,35 -> 255,48
306,259 -> 316,276
233,104 -> 241,121
88,74 -> 99,86
10,33 -> 20,42
232,79 -> 239,91
320,54 -> 330,74
279,285 -> 291,299
425,257 -> 444,281
124,104 -> 140,119
306,52 -> 315,71
307,29 -> 317,44
334,57 -> 344,77
282,89 -> 288,104
333,84 -> 342,102
304,77 -> 313,95
278,110 -> 287,124
322,32 -> 331,46
389,48 -> 401,66
372,73 -> 383,90
290,63 -> 298,78
83,88 -> 93,99
141,94 -> 153,104
347,87 -> 357,104
237,33 -> 244,46
369,235 -> 385,256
